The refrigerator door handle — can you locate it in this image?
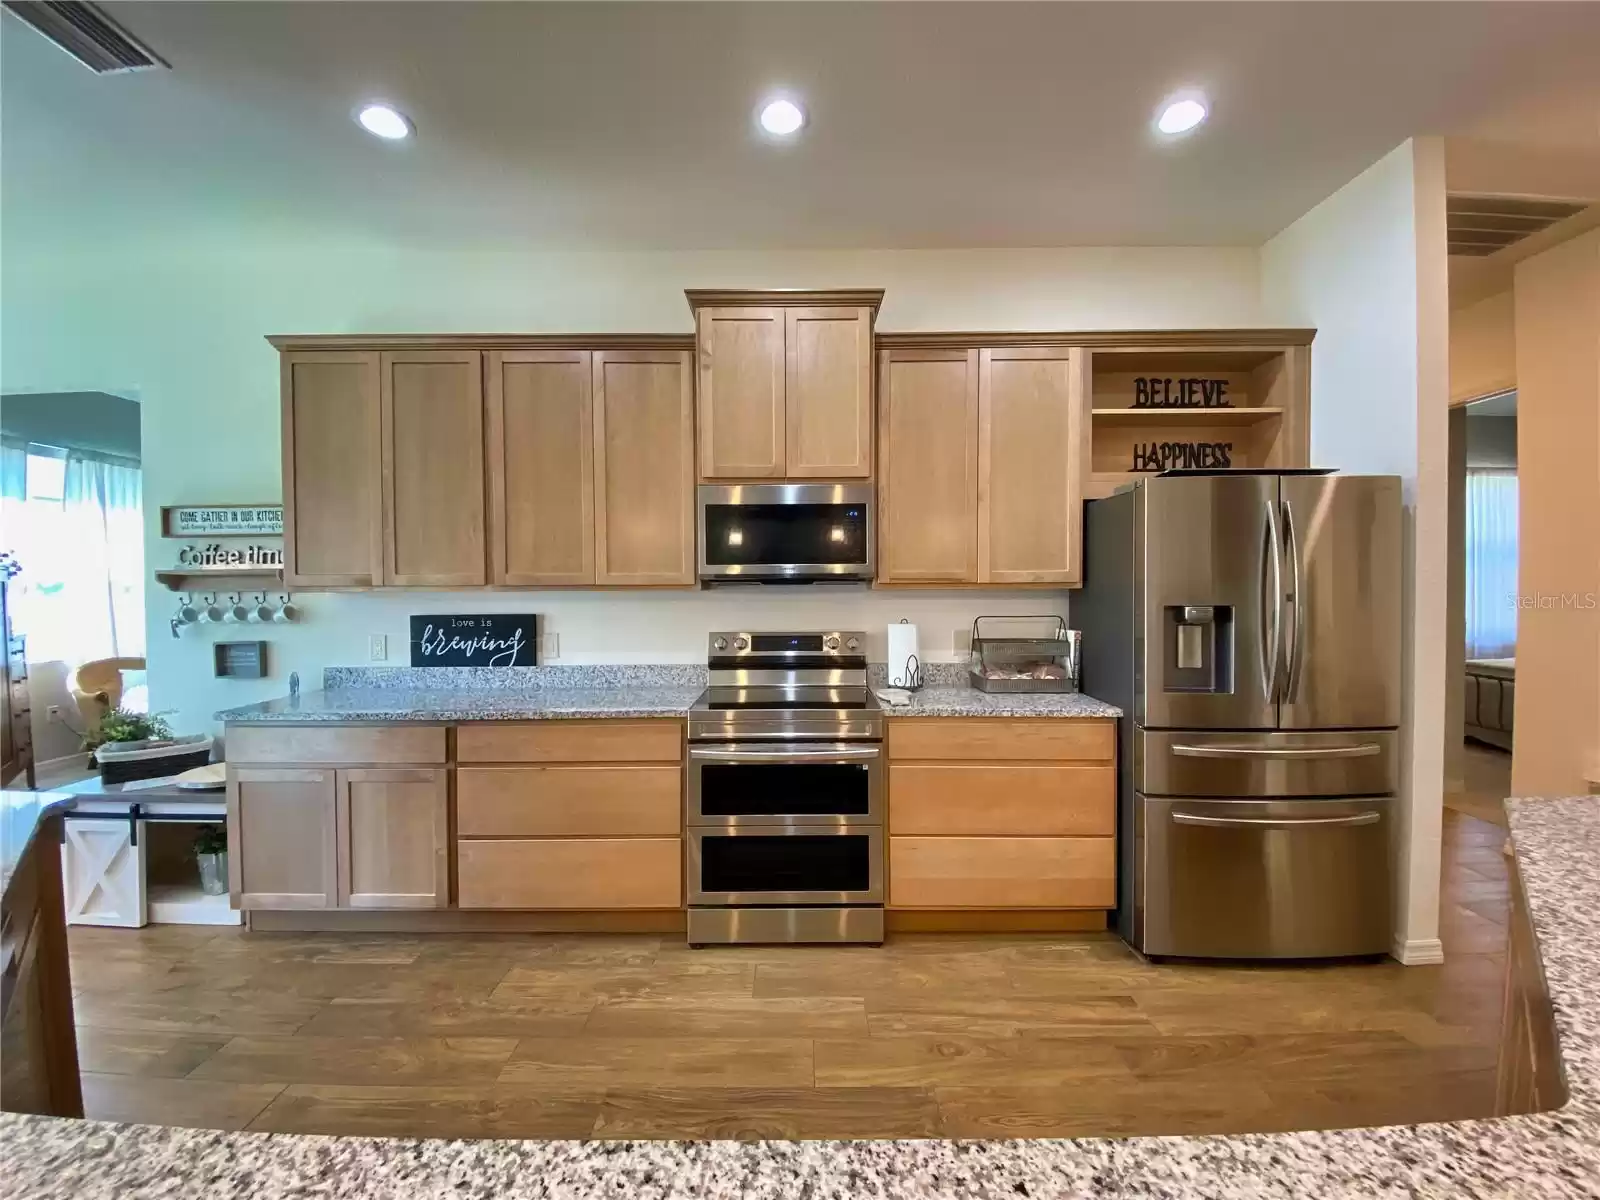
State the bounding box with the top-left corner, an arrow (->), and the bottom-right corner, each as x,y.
1172,811 -> 1382,829
1171,742 -> 1382,759
1282,498 -> 1306,702
1260,499 -> 1284,702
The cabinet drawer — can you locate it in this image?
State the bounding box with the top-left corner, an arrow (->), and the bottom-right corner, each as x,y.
890,764 -> 1113,836
889,836 -> 1114,909
888,719 -> 1113,763
456,721 -> 682,764
457,766 -> 682,837
226,725 -> 446,766
457,838 -> 682,909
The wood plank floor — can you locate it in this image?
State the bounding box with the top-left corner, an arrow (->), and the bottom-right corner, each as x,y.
66,810 -> 1511,1140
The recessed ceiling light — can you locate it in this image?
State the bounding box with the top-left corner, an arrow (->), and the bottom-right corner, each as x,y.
758,98 -> 805,137
1156,95 -> 1208,136
356,102 -> 413,140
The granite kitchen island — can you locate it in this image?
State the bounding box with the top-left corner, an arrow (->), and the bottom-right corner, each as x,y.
3,794 -> 1596,1198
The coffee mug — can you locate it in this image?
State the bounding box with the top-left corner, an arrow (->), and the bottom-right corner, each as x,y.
273,600 -> 300,624
198,602 -> 226,624
223,600 -> 251,624
175,602 -> 201,625
248,602 -> 275,624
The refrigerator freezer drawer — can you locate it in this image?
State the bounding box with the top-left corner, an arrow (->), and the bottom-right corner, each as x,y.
1137,730 -> 1398,798
1140,795 -> 1392,959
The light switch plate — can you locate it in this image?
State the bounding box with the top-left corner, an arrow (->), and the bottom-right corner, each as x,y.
368,633 -> 387,662
540,632 -> 559,660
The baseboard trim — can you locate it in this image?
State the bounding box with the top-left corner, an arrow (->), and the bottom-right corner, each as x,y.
1392,936 -> 1445,965
886,909 -> 1108,934
246,909 -> 687,935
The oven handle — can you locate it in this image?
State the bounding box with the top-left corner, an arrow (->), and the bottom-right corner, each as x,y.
689,745 -> 881,763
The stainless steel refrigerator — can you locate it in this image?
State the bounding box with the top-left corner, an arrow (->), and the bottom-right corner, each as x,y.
1076,471 -> 1401,959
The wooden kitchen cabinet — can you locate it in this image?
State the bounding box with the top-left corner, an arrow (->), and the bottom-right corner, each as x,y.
281,351 -> 383,588
335,768 -> 450,909
486,349 -> 596,586
689,291 -> 879,481
593,349 -> 696,585
380,349 -> 488,586
227,767 -> 339,909
979,347 -> 1087,585
877,348 -> 979,583
878,341 -> 1086,586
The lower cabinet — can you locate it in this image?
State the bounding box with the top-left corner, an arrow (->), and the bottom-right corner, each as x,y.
886,718 -> 1117,911
457,838 -> 682,909
227,763 -> 448,911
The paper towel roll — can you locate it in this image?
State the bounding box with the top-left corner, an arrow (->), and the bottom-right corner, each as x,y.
886,622 -> 922,689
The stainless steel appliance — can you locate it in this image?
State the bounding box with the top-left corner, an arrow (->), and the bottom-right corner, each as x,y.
1076,471 -> 1402,959
685,630 -> 885,944
697,484 -> 874,582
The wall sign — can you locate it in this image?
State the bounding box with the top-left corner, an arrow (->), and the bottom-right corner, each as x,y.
1132,378 -> 1234,409
162,505 -> 284,537
176,543 -> 285,569
409,614 -> 538,668
1132,442 -> 1234,471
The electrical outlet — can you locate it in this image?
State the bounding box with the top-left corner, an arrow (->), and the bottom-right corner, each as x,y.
368,633 -> 387,662
539,632 -> 559,661
954,628 -> 973,655
46,705 -> 62,723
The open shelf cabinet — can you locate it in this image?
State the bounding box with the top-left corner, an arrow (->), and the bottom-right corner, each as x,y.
1085,342 -> 1311,499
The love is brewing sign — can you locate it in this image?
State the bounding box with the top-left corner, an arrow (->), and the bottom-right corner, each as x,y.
409,614 -> 539,668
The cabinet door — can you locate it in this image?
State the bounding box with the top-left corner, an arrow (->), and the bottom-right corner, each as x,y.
697,307 -> 785,479
486,350 -> 595,586
785,307 -> 873,478
281,351 -> 383,587
380,350 -> 487,586
593,349 -> 695,585
877,348 -> 979,583
227,768 -> 337,909
978,346 -> 1086,584
335,768 -> 449,909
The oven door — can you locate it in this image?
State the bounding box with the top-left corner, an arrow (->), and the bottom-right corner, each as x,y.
687,825 -> 885,906
698,483 -> 874,581
687,742 -> 883,827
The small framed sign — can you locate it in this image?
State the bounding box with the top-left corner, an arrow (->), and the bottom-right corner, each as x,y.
409,614 -> 539,668
162,505 -> 284,538
215,641 -> 268,679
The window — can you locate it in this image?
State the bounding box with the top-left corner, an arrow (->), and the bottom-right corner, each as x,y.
1465,469 -> 1517,659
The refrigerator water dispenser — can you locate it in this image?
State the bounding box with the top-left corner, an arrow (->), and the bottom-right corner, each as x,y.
1163,605 -> 1233,693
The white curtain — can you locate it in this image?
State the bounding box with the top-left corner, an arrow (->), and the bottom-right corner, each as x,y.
0,442 -> 144,665
1465,468 -> 1518,659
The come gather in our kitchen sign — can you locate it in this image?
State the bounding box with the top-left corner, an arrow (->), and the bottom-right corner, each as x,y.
409,615 -> 539,668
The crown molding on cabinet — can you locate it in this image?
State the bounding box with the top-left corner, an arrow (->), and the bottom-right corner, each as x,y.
266,333 -> 696,352
875,328 -> 1316,350
684,288 -> 886,313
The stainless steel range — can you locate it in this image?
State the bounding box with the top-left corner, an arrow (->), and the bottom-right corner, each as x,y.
685,630 -> 885,946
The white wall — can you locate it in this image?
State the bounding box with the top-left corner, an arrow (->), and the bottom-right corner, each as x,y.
0,240 -> 1263,732
1261,139 -> 1451,965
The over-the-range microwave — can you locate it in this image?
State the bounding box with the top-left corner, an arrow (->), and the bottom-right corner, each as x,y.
696,483 -> 874,583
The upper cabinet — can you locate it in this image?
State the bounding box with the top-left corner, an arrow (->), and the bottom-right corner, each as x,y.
688,290 -> 880,481
877,341 -> 1086,587
380,350 -> 487,586
281,351 -> 383,588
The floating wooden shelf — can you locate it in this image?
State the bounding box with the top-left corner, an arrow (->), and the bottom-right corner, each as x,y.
1091,406 -> 1284,427
154,569 -> 284,594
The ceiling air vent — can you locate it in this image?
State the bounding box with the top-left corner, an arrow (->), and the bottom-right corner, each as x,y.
2,0 -> 167,73
1447,194 -> 1589,257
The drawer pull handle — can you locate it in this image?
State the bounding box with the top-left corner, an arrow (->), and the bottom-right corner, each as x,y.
1172,811 -> 1381,828
1171,743 -> 1380,759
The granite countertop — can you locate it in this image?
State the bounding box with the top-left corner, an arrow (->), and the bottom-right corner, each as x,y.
880,687 -> 1121,719
5,794 -> 1598,1197
1,789 -> 75,898
216,686 -> 706,723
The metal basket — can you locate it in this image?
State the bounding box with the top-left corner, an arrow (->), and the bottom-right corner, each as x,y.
968,616 -> 1082,693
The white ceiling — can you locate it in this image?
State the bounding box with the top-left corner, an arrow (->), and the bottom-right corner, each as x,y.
5,1 -> 1600,250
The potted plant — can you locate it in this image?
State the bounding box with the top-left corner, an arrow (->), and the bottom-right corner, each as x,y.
83,707 -> 213,784
193,824 -> 228,896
